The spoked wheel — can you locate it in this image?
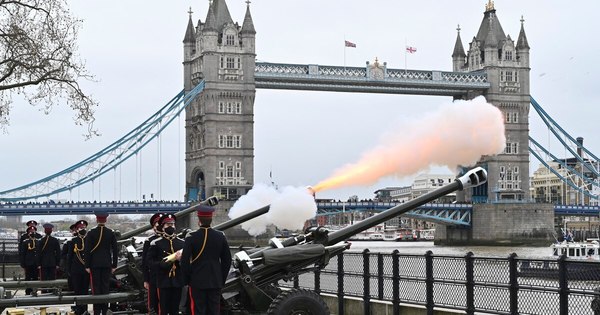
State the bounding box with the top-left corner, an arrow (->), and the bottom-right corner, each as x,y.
266,289 -> 330,315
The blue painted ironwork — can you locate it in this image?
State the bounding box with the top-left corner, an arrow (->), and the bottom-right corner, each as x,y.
0,81 -> 206,202
315,201 -> 473,226
529,97 -> 599,200
0,200 -> 596,219
0,201 -> 191,215
255,62 -> 490,96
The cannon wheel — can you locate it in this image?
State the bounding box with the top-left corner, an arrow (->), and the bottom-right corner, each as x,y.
266,289 -> 329,315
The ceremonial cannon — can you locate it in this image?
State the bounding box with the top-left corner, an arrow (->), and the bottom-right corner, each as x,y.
221,167 -> 487,314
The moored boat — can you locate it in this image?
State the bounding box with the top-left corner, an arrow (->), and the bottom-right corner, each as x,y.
518,240 -> 600,280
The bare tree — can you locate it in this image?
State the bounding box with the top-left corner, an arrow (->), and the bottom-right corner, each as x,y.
0,0 -> 98,137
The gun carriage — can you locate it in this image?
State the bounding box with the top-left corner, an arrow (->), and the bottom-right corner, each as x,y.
0,167 -> 487,315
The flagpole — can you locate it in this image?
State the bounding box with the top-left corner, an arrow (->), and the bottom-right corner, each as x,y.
404,38 -> 407,74
344,35 -> 347,73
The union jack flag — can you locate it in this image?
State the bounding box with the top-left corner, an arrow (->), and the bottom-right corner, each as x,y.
406,46 -> 417,54
345,40 -> 356,48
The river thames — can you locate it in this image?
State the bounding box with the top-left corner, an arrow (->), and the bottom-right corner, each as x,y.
345,240 -> 551,258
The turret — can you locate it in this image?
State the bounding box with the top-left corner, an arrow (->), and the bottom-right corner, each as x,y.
483,17 -> 498,66
183,8 -> 196,91
516,16 -> 530,67
452,25 -> 466,71
240,2 -> 256,83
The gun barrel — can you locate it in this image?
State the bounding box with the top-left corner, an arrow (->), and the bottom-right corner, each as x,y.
118,196 -> 218,240
326,167 -> 487,245
213,205 -> 270,231
0,292 -> 138,308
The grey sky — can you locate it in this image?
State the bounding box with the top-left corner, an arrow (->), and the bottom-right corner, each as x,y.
1,0 -> 599,204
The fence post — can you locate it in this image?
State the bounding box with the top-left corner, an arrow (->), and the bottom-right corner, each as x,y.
508,253 -> 518,315
1,242 -> 5,280
425,250 -> 434,315
558,253 -> 568,315
363,248 -> 371,315
377,253 -> 384,300
392,250 -> 400,315
591,287 -> 600,315
314,268 -> 321,294
465,251 -> 475,315
337,253 -> 345,315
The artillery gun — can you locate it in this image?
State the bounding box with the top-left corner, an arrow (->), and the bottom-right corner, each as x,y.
0,167 -> 487,314
220,167 -> 487,314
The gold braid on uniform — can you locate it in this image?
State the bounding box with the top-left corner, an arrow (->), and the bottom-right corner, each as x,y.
41,235 -> 50,251
91,226 -> 104,253
191,228 -> 209,263
27,237 -> 36,250
74,235 -> 86,265
167,236 -> 177,278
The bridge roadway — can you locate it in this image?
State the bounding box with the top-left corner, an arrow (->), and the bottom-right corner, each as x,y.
0,201 -> 596,225
254,62 -> 490,96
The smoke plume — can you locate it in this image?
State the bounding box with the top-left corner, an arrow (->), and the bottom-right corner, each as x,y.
312,96 -> 505,192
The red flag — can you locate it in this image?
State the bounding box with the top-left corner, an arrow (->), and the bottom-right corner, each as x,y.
345,40 -> 356,48
406,46 -> 417,54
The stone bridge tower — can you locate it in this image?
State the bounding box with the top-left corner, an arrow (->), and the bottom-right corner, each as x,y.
452,1 -> 531,202
183,0 -> 256,219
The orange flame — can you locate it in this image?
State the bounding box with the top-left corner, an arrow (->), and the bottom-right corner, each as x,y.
312,97 -> 505,193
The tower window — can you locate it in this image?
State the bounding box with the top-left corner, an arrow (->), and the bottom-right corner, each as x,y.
236,102 -> 241,114
226,34 -> 235,46
218,102 -> 225,113
504,51 -> 513,61
226,57 -> 235,69
220,57 -> 224,68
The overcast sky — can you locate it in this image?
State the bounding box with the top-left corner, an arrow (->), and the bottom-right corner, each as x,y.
1,0 -> 599,204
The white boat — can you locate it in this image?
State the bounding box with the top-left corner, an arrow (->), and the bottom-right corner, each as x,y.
519,240 -> 600,280
383,228 -> 416,241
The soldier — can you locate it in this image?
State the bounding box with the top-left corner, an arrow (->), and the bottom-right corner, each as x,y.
18,220 -> 42,257
147,214 -> 185,315
67,220 -> 90,315
180,206 -> 231,315
61,223 -> 78,290
19,225 -> 39,295
37,223 -> 61,281
141,212 -> 164,315
84,211 -> 118,315
19,220 -> 42,242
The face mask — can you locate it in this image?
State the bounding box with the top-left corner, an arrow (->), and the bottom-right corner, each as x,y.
78,229 -> 87,236
164,226 -> 175,235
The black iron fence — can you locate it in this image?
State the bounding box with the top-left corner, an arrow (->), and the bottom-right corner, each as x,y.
284,249 -> 600,315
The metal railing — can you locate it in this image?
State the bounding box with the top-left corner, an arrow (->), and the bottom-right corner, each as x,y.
284,250 -> 600,315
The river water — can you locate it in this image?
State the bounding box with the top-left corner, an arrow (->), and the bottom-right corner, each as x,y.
345,240 -> 551,258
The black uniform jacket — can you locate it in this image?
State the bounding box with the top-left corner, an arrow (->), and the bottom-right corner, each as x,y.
18,232 -> 42,255
141,234 -> 161,282
84,225 -> 118,269
37,234 -> 61,267
180,228 -> 231,289
19,237 -> 38,267
147,236 -> 185,288
66,236 -> 88,274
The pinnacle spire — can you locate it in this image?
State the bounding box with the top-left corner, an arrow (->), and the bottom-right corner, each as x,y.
516,15 -> 530,49
212,0 -> 233,30
204,2 -> 217,31
183,7 -> 196,43
452,24 -> 466,57
241,1 -> 256,34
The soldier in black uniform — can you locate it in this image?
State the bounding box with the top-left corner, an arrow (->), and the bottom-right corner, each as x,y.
19,225 -> 39,295
84,212 -> 118,315
18,220 -> 42,257
147,214 -> 185,315
67,220 -> 90,315
37,223 -> 61,281
141,212 -> 164,315
61,223 -> 78,291
180,206 -> 231,315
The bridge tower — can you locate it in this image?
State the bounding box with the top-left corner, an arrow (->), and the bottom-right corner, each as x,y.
183,0 -> 256,209
452,1 -> 531,202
